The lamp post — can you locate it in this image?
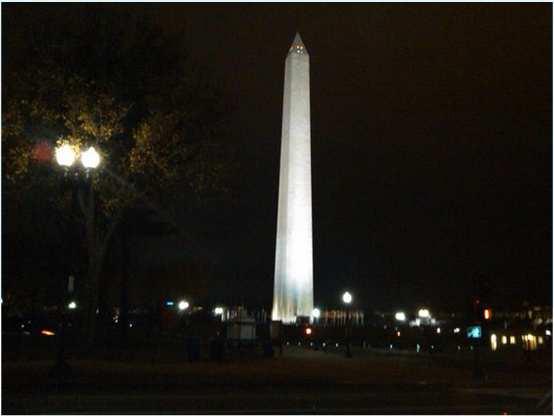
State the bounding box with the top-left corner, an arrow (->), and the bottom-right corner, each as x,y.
312,307 -> 321,324
342,291 -> 353,358
50,274 -> 77,380
54,142 -> 102,350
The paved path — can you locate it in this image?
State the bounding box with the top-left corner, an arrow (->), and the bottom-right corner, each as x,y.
2,346 -> 551,414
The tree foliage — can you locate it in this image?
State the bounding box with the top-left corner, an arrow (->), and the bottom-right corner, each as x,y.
2,6 -> 234,329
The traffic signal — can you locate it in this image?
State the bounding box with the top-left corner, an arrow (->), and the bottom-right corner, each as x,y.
483,308 -> 492,320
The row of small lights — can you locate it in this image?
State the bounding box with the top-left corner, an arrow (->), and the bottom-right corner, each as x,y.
166,299 -> 224,316
65,299 -> 225,317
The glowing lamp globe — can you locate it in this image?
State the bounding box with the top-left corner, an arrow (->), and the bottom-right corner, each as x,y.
395,311 -> 406,322
81,146 -> 101,169
178,300 -> 189,311
342,291 -> 352,305
68,301 -> 77,310
417,308 -> 431,319
312,308 -> 321,319
55,143 -> 77,167
214,306 -> 224,315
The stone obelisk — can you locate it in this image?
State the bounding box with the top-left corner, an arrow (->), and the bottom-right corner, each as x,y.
272,33 -> 313,323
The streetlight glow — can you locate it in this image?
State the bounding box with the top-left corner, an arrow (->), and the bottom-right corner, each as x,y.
55,143 -> 77,167
312,308 -> 321,319
214,306 -> 224,315
395,311 -> 406,322
81,146 -> 101,169
342,291 -> 352,304
418,308 -> 431,319
68,301 -> 77,310
178,300 -> 189,311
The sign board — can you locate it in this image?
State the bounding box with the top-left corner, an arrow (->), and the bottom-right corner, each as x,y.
467,325 -> 482,339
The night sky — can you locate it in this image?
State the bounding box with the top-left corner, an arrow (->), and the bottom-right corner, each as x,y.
4,4 -> 552,311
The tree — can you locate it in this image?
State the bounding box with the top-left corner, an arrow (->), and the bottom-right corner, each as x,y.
2,6 -> 233,347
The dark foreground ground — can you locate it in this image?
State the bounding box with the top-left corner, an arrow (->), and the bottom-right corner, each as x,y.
2,345 -> 552,414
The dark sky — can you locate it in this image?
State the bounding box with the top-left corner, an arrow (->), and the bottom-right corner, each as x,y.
5,4 -> 553,311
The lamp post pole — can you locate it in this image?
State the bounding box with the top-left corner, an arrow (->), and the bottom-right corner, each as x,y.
54,142 -> 101,349
342,292 -> 353,358
50,276 -> 73,382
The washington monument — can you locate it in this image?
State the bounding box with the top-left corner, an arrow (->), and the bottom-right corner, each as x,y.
272,33 -> 314,323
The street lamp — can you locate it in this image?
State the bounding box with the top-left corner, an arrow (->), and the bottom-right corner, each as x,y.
342,291 -> 352,305
178,300 -> 190,311
80,146 -> 101,169
395,311 -> 407,322
417,308 -> 431,319
55,143 -> 102,171
53,141 -> 102,367
342,291 -> 353,358
55,143 -> 78,167
312,308 -> 321,323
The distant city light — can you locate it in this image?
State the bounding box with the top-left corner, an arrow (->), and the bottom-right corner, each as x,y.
396,331 -> 401,337
417,308 -> 431,319
55,143 -> 77,167
312,308 -> 321,319
484,308 -> 492,320
394,311 -> 406,322
305,327 -> 312,335
546,329 -> 551,336
453,327 -> 460,333
41,329 -> 55,336
165,300 -> 174,307
467,325 -> 482,339
178,300 -> 189,311
490,333 -> 498,351
510,336 -> 516,344
342,291 -> 352,304
68,301 -> 77,310
214,306 -> 224,315
436,327 -> 441,334
501,335 -> 507,345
